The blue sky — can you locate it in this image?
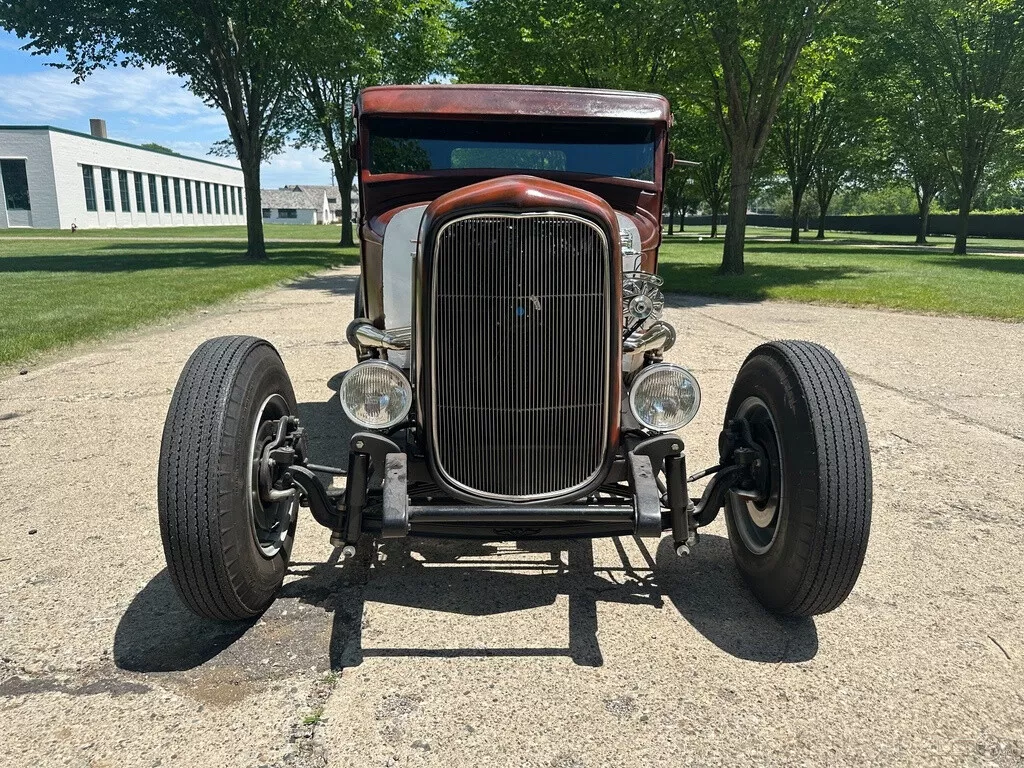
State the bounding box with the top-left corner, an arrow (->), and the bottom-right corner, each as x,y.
0,31 -> 332,188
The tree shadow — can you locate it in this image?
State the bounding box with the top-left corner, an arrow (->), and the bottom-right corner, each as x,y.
742,243 -> 918,258
0,241 -> 355,273
921,256 -> 1024,275
288,271 -> 360,297
662,229 -> 1024,254
658,261 -> 875,302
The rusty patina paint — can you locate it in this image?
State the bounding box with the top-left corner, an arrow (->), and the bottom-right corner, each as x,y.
354,84 -> 672,325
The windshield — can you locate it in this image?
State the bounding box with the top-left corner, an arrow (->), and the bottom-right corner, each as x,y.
366,117 -> 657,182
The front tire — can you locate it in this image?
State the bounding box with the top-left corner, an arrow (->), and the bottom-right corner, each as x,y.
723,340 -> 871,616
158,335 -> 299,620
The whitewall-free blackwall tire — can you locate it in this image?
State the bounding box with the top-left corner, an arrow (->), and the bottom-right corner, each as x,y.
158,335 -> 299,621
723,340 -> 872,617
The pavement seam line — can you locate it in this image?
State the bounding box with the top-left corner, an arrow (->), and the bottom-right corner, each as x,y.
685,306 -> 1024,443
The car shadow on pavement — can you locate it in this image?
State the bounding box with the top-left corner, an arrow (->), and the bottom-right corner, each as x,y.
113,387 -> 815,674
654,534 -> 819,663
113,570 -> 256,673
278,531 -> 818,669
113,532 -> 817,675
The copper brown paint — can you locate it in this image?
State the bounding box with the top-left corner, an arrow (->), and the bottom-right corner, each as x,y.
357,84 -> 672,123
355,84 -> 672,323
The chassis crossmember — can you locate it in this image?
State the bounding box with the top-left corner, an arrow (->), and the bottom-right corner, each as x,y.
258,416 -> 768,558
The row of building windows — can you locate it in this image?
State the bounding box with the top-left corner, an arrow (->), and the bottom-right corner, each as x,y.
81,164 -> 243,218
263,208 -> 298,219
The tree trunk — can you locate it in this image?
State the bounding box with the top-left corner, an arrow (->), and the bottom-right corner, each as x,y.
954,194 -> 970,255
721,159 -> 752,274
790,188 -> 804,244
815,188 -> 833,240
321,126 -> 356,248
680,206 -> 686,232
916,196 -> 932,245
339,161 -> 355,247
241,155 -> 266,260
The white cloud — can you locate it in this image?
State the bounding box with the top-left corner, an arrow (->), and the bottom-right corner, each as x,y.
0,57 -> 330,188
0,66 -> 210,122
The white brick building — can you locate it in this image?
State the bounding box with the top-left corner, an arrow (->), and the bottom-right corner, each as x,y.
0,122 -> 245,229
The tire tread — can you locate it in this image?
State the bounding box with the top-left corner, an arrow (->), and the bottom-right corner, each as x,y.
727,340 -> 872,617
158,335 -> 286,620
768,340 -> 871,615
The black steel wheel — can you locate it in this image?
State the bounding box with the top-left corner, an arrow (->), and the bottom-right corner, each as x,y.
158,335 -> 299,621
723,340 -> 871,616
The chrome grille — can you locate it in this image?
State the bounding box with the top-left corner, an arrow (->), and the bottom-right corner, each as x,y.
430,213 -> 610,500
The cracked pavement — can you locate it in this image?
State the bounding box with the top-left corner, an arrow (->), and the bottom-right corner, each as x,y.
1,266 -> 1022,767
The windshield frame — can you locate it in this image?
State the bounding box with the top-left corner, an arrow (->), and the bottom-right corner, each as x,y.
360,116 -> 665,188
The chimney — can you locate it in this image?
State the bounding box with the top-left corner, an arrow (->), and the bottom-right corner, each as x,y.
89,119 -> 107,139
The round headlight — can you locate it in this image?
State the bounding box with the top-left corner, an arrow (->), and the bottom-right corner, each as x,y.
339,361 -> 412,430
628,364 -> 701,432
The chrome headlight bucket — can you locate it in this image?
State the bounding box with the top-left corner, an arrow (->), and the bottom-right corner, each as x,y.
628,363 -> 701,432
339,360 -> 412,430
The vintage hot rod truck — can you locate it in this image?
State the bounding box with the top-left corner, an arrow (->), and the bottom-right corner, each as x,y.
158,85 -> 871,623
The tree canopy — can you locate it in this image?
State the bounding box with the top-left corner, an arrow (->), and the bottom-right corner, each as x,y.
290,0 -> 452,246
885,0 -> 1024,254
1,0 -> 298,258
3,0 -> 1023,259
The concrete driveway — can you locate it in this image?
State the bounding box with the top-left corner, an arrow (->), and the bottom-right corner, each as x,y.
1,266 -> 1021,767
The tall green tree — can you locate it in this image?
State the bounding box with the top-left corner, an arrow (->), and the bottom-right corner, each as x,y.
767,29 -> 863,244
454,0 -> 683,89
681,0 -> 840,272
886,115 -> 947,245
771,92 -> 839,243
870,47 -> 948,244
292,0 -> 452,247
694,152 -> 730,238
677,110 -> 731,237
890,0 -> 1024,254
664,170 -> 698,234
811,146 -> 851,238
0,0 -> 295,259
455,0 -> 840,270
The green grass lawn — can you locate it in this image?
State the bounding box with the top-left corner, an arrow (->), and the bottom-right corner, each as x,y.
2,224 -> 1020,369
0,236 -> 357,366
667,225 -> 1024,252
0,224 -> 344,240
658,236 -> 1024,320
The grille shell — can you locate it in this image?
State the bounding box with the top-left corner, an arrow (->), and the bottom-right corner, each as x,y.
428,212 -> 612,501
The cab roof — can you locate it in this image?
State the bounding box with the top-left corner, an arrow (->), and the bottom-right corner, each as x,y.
357,84 -> 672,125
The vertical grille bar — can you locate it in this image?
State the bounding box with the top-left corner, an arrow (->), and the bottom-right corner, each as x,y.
431,213 -> 609,500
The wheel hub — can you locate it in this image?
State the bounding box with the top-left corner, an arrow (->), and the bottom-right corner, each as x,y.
728,397 -> 784,554
247,394 -> 300,557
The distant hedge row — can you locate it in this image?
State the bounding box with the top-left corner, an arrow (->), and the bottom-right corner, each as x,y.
681,213 -> 1024,239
